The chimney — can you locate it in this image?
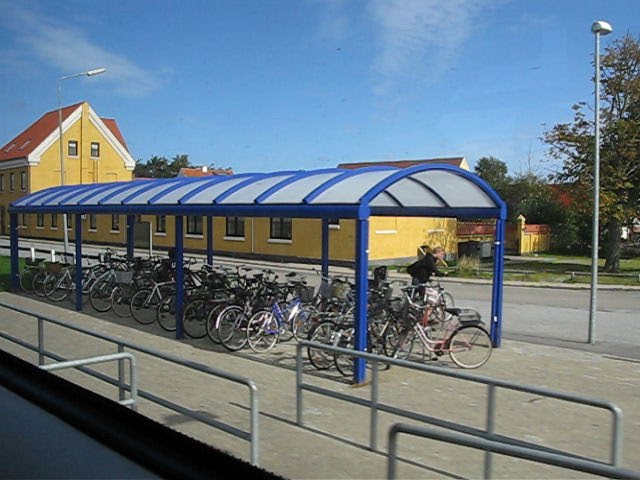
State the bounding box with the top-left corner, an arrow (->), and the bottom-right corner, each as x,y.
201,165 -> 208,173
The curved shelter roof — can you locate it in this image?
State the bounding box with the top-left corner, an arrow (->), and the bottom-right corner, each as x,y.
11,165 -> 505,219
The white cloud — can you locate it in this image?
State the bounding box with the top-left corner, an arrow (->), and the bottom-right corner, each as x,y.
0,2 -> 160,96
367,0 -> 489,93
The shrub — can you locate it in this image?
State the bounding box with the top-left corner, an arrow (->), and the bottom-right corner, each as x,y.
456,255 -> 480,275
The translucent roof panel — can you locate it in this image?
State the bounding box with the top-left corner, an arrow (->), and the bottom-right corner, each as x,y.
179,175 -> 260,205
411,170 -> 496,208
122,179 -> 186,204
216,173 -> 297,204
152,178 -> 221,205
258,171 -> 344,204
374,177 -> 447,208
99,181 -> 165,205
308,170 -> 397,204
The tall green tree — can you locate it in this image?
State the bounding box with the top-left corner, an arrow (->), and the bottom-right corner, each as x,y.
474,156 -> 510,191
544,34 -> 640,272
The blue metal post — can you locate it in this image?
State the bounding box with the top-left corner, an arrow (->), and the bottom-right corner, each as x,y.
206,216 -> 213,266
10,213 -> 19,291
354,217 -> 369,384
490,217 -> 506,347
75,214 -> 83,311
126,214 -> 135,260
174,216 -> 184,339
321,218 -> 329,279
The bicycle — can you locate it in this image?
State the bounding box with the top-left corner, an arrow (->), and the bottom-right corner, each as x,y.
391,284 -> 492,369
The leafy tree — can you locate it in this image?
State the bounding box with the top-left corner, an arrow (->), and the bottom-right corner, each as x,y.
474,156 -> 510,190
134,154 -> 193,178
544,34 -> 640,272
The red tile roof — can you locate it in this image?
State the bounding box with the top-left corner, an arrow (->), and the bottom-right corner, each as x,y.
0,102 -> 129,163
178,167 -> 233,177
338,157 -> 466,170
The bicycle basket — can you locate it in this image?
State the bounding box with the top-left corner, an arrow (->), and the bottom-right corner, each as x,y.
296,285 -> 315,303
115,271 -> 134,285
331,281 -> 350,300
47,262 -> 63,274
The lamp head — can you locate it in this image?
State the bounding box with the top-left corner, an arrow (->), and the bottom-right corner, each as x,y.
591,21 -> 613,35
86,67 -> 107,76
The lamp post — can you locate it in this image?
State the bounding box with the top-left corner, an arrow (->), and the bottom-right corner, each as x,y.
57,67 -> 107,259
588,21 -> 612,344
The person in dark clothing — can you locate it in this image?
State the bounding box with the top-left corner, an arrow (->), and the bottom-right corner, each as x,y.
407,247 -> 448,326
407,246 -> 448,284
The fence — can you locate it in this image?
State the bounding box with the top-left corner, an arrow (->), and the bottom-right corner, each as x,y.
387,423 -> 640,480
0,301 -> 261,466
295,340 -> 623,477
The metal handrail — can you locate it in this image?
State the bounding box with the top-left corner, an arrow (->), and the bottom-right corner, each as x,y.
296,340 -> 623,477
40,352 -> 138,409
387,423 -> 640,480
0,300 -> 260,466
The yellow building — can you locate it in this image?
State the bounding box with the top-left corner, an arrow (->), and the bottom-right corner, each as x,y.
0,102 -> 134,241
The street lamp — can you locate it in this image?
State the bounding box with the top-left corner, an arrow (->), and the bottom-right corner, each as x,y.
57,67 -> 107,259
588,21 -> 612,344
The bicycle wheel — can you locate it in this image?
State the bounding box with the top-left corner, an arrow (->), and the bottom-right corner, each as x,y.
130,289 -> 159,325
218,305 -> 249,351
442,291 -> 455,307
334,327 -> 355,376
307,320 -> 337,370
32,271 -> 48,297
111,285 -> 133,318
157,295 -> 177,332
389,326 -> 416,360
206,302 -> 227,344
246,310 -> 280,353
183,298 -> 209,339
448,325 -> 492,369
19,267 -> 36,292
44,273 -> 70,302
89,279 -> 115,313
291,305 -> 318,342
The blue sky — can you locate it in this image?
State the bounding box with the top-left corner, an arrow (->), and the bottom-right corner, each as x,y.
0,0 -> 638,176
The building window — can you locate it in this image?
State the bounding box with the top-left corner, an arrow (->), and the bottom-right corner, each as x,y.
111,214 -> 120,231
226,217 -> 245,237
21,214 -> 27,227
9,173 -> 14,191
328,217 -> 340,228
36,214 -> 44,228
90,142 -> 100,158
270,217 -> 292,240
51,214 -> 58,229
156,215 -> 166,233
20,171 -> 26,191
68,140 -> 78,156
0,174 -> 4,191
89,214 -> 97,231
187,215 -> 203,235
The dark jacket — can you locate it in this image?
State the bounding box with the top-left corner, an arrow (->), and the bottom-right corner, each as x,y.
407,253 -> 445,283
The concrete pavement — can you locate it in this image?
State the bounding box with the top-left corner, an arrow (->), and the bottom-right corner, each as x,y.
0,291 -> 639,479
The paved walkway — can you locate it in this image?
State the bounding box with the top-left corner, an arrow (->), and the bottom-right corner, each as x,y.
0,292 -> 638,479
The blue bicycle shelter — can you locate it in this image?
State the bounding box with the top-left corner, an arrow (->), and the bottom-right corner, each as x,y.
9,164 -> 507,383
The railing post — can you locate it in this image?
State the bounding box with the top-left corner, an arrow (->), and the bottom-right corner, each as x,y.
370,359 -> 379,451
37,317 -> 45,366
118,344 -> 125,403
249,382 -> 259,466
296,343 -> 304,427
485,384 -> 497,479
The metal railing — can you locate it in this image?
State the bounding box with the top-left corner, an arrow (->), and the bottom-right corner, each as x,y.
296,340 -> 624,477
387,423 -> 640,480
0,300 -> 260,466
39,352 -> 138,410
